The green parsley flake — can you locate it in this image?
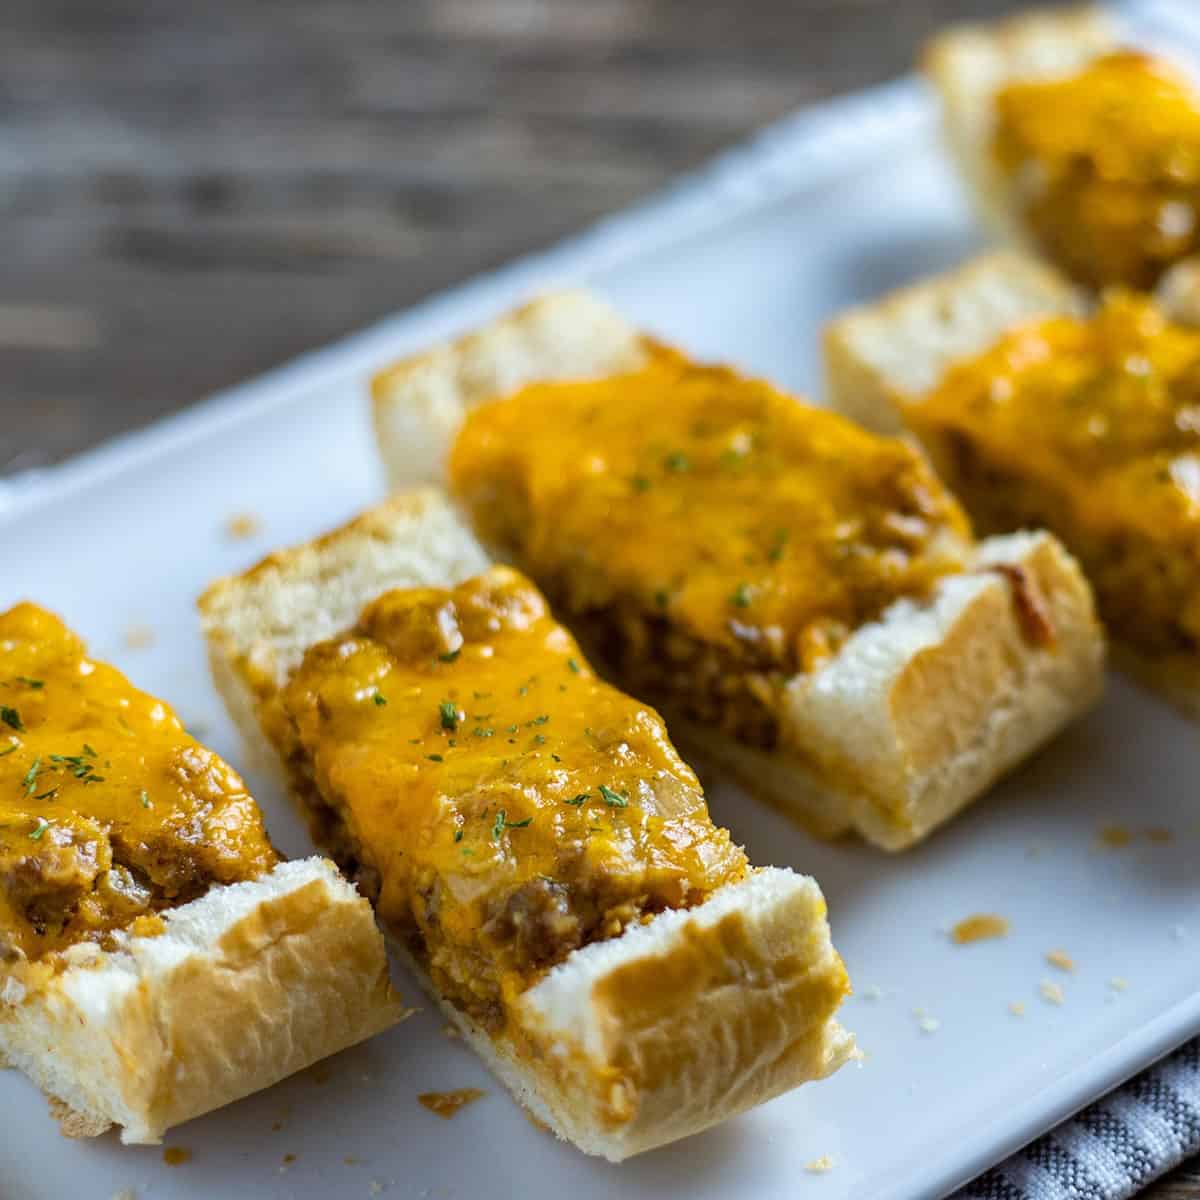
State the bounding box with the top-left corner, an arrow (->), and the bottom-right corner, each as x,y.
438,648 -> 462,663
565,793 -> 589,806
426,754 -> 444,763
730,583 -> 752,608
567,658 -> 581,674
599,784 -> 629,808
665,451 -> 690,472
439,701 -> 460,732
140,790 -> 152,809
22,757 -> 41,796
28,817 -> 51,841
373,692 -> 388,706
492,809 -> 533,840
1,706 -> 24,732
15,677 -> 43,690
453,829 -> 463,843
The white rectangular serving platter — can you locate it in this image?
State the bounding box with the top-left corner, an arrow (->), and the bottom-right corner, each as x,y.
3,3 -> 1200,1197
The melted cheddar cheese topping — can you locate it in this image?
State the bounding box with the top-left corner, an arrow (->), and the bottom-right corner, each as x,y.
911,292 -> 1200,651
448,348 -> 970,678
277,567 -> 747,1025
993,51 -> 1200,288
0,603 -> 276,961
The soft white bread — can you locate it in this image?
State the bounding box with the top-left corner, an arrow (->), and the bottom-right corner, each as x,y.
1,856 -> 403,1144
198,489 -> 856,1161
371,291 -> 1105,851
687,530 -> 1103,850
823,249 -> 1083,436
824,250 -> 1200,715
922,5 -> 1120,250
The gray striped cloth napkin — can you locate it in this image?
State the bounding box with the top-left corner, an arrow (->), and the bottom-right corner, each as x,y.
955,1038 -> 1200,1199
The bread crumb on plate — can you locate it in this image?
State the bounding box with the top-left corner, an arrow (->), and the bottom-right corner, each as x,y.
122,624 -> 156,650
912,1008 -> 940,1033
1109,976 -> 1129,992
1097,824 -> 1132,849
950,914 -> 1010,944
1045,949 -> 1075,973
1039,981 -> 1065,1006
224,511 -> 263,541
805,1155 -> 836,1174
1008,1001 -> 1026,1017
418,1088 -> 486,1119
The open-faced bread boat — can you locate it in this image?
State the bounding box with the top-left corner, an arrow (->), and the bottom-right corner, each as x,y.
826,249 -> 1200,716
0,602 -> 401,1144
199,491 -> 856,1161
925,4 -> 1200,290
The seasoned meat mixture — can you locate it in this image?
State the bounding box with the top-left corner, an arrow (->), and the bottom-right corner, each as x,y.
269,568 -> 748,1029
447,348 -> 972,747
993,51 -> 1200,289
910,292 -> 1200,659
0,604 -> 277,961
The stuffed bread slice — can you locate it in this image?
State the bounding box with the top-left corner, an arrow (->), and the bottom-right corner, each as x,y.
0,602 -> 402,1144
825,249 -> 1200,716
923,4 -> 1200,290
198,490 -> 855,1162
370,290 -> 1105,851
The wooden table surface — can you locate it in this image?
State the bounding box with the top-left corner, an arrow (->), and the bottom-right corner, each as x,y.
2,1 -> 1196,1194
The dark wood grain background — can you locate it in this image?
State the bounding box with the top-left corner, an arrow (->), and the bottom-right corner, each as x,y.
2,1 -> 1196,1194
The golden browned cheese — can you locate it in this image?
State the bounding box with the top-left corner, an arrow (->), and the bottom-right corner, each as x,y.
277,567 -> 747,1024
0,603 -> 277,961
446,349 -> 970,742
910,292 -> 1200,654
993,51 -> 1200,289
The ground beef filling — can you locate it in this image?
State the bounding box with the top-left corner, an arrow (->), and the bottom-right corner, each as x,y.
0,603 -> 278,962
273,569 -> 748,1031
911,296 -> 1200,663
992,51 -> 1200,289
447,351 -> 974,753
929,432 -> 1199,659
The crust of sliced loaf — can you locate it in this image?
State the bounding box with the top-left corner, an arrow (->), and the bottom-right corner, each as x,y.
372,288 -> 1105,849
822,250 -> 1083,433
199,496 -> 856,1160
372,290 -> 651,486
199,489 -> 490,775
397,868 -> 853,1161
922,5 -> 1119,249
0,857 -> 403,1144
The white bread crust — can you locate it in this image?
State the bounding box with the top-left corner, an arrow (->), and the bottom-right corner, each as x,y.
1,857 -> 403,1143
